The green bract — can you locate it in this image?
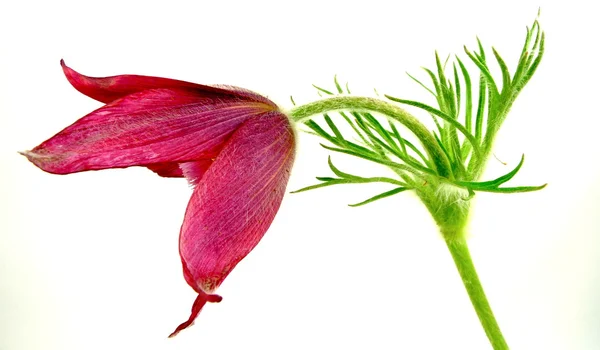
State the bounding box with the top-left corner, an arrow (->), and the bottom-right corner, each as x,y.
290,19 -> 545,220
288,17 -> 545,350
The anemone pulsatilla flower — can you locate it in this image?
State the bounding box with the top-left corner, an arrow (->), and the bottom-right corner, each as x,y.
22,61 -> 296,336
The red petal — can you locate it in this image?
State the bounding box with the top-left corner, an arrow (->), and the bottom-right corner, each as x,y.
179,111 -> 295,294
22,88 -> 274,174
61,60 -> 277,107
172,112 -> 294,334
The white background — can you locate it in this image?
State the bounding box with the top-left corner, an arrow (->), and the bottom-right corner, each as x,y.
1,1 -> 599,349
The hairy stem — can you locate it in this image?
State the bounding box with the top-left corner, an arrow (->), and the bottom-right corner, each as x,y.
445,236 -> 509,350
288,96 -> 453,179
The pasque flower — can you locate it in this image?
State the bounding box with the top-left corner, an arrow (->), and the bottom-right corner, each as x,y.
22,61 -> 296,336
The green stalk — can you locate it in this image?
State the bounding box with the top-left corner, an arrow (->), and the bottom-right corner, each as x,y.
289,95 -> 514,349
445,236 -> 508,350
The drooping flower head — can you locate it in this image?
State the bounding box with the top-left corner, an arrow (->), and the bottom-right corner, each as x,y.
22,61 -> 296,336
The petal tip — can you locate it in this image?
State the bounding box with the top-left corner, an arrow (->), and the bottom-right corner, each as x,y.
60,59 -> 72,75
60,59 -> 80,87
19,149 -> 38,160
19,149 -> 50,161
168,291 -> 222,338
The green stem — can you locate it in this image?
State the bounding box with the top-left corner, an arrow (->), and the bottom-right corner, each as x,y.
288,96 -> 453,179
445,236 -> 509,350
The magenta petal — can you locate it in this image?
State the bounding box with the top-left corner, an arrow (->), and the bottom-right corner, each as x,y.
180,111 -> 295,291
61,60 -> 277,107
22,88 -> 275,174
173,112 -> 295,334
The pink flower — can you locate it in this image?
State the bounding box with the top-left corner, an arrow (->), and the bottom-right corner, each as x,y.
22,61 -> 296,337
